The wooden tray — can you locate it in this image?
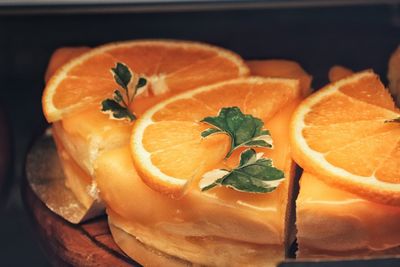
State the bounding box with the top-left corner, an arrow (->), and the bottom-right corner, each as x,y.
22,176 -> 139,267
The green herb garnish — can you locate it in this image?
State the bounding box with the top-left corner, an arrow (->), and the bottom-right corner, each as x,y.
201,107 -> 272,158
385,117 -> 400,123
101,62 -> 147,121
200,106 -> 284,194
200,148 -> 284,193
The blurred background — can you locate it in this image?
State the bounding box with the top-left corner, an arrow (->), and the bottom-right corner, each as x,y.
0,0 -> 399,266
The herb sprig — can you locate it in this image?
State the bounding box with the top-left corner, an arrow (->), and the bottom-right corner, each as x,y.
200,148 -> 285,193
101,62 -> 147,121
200,106 -> 284,194
201,107 -> 272,158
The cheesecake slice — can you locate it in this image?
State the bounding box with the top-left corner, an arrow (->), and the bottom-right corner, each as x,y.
297,172 -> 400,258
42,41 -> 250,220
291,69 -> 400,259
94,98 -> 300,266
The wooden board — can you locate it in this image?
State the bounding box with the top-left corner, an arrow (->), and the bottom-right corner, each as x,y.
22,178 -> 140,267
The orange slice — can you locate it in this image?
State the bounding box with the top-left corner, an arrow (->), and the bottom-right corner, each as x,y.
290,70 -> 400,205
131,77 -> 300,197
42,40 -> 249,122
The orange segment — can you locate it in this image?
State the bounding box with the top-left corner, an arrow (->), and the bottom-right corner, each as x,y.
166,55 -> 245,94
152,98 -> 214,121
246,59 -> 312,96
105,44 -> 166,75
142,121 -> 211,152
193,81 -> 251,113
304,93 -> 396,126
244,81 -> 300,119
150,135 -> 229,182
325,130 -> 400,177
303,120 -> 398,153
67,52 -> 117,78
156,46 -> 215,73
290,70 -> 400,206
43,40 -> 249,122
376,142 -> 400,183
339,73 -> 397,111
45,47 -> 91,82
131,77 -> 300,197
53,77 -> 115,110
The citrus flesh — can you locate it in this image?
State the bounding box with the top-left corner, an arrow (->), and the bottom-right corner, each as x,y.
131,77 -> 301,197
42,40 -> 249,122
290,71 -> 400,205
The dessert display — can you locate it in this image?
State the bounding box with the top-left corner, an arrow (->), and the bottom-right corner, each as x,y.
33,39 -> 400,266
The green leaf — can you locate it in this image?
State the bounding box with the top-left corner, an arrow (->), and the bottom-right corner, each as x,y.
201,128 -> 222,138
200,149 -> 285,193
132,77 -> 148,101
201,107 -> 273,158
385,117 -> 400,123
136,77 -> 147,89
243,140 -> 272,148
113,90 -> 123,102
101,99 -> 136,121
101,62 -> 150,121
111,62 -> 132,90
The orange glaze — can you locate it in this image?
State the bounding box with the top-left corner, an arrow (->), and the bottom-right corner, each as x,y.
297,172 -> 400,252
95,99 -> 300,245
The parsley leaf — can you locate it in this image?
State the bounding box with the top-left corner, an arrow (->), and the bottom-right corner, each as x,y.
201,107 -> 272,158
112,62 -> 132,90
101,62 -> 147,122
200,148 -> 285,193
385,117 -> 400,123
101,99 -> 136,121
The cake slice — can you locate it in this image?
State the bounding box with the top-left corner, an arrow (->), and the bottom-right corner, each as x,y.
95,77 -> 302,266
41,40 -> 250,219
291,70 -> 400,258
297,172 -> 400,258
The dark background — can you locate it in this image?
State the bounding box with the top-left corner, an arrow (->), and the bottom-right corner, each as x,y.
0,1 -> 400,266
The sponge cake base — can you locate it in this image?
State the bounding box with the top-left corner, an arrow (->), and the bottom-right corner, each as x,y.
108,209 -> 284,267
